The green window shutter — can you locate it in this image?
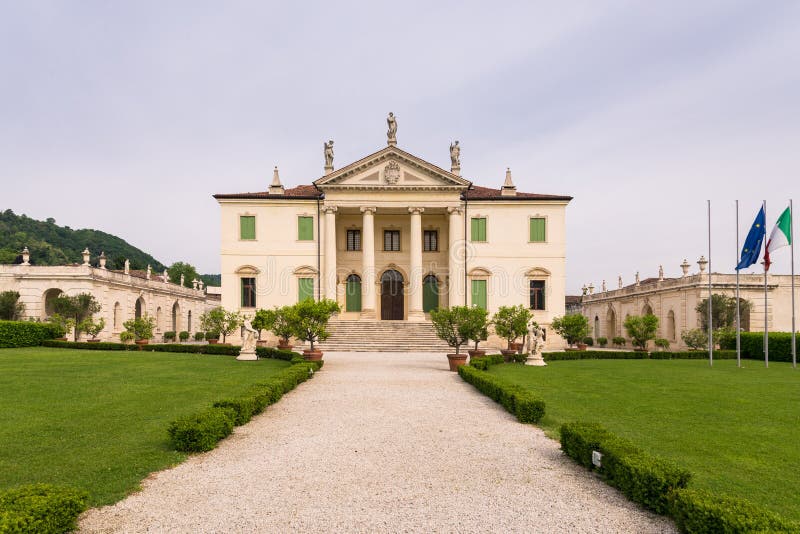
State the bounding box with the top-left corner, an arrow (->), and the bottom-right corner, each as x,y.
298,278 -> 314,302
346,277 -> 362,312
471,217 -> 486,242
471,280 -> 487,310
530,218 -> 546,242
298,216 -> 314,241
423,278 -> 439,313
240,216 -> 255,240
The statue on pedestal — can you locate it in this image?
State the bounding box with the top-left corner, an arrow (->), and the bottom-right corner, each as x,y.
324,140 -> 334,168
449,140 -> 460,168
124,259 -> 130,275
237,319 -> 258,360
386,112 -> 397,145
526,324 -> 547,366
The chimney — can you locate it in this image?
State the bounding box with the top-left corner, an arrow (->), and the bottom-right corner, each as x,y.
501,167 -> 517,196
269,166 -> 285,195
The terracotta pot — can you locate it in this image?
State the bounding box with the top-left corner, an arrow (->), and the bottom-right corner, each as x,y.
135,339 -> 149,346
500,349 -> 517,362
55,337 -> 68,342
87,339 -> 101,343
208,339 -> 219,345
256,340 -> 268,347
468,349 -> 486,357
278,341 -> 294,350
303,350 -> 323,361
510,342 -> 523,351
576,343 -> 588,351
447,353 -> 468,371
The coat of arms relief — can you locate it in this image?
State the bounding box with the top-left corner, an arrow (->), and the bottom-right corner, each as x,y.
384,161 -> 401,185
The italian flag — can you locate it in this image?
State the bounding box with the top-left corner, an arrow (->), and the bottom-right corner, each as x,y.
765,207 -> 792,271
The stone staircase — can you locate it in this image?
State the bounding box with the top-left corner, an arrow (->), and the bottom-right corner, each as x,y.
307,320 -> 452,352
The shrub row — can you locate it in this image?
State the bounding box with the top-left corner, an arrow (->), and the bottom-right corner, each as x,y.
649,350 -> 737,360
560,422 -> 691,514
40,340 -> 241,356
255,346 -> 299,361
719,332 -> 799,363
0,483 -> 88,534
458,365 -> 545,423
168,360 -> 322,452
0,320 -> 59,348
544,350 -> 738,361
468,354 -> 504,370
560,422 -> 799,532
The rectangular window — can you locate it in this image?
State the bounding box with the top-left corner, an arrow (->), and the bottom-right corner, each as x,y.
298,278 -> 314,302
240,216 -> 255,240
530,217 -> 546,242
346,229 -> 361,251
471,279 -> 487,310
423,230 -> 438,252
298,216 -> 314,241
530,280 -> 546,310
471,217 -> 486,242
384,230 -> 400,251
241,278 -> 256,308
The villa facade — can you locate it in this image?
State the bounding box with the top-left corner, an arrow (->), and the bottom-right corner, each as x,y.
215,118 -> 572,349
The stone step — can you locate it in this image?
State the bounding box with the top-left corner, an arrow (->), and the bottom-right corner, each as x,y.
304,319 -> 453,352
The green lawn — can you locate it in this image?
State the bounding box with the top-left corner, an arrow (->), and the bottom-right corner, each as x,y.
0,347 -> 291,506
489,359 -> 800,521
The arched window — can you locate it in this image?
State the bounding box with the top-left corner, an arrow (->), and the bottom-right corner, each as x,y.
42,288 -> 63,318
172,302 -> 180,332
594,316 -> 600,340
606,308 -> 617,338
156,307 -> 163,332
667,310 -> 676,341
345,274 -> 362,312
113,302 -> 122,331
423,274 -> 439,313
135,297 -> 145,319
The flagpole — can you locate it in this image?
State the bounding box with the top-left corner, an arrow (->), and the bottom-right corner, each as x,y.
791,198 -> 796,369
736,200 -> 741,368
708,200 -> 713,366
764,199 -> 768,368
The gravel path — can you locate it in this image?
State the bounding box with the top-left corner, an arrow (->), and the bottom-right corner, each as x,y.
79,352 -> 676,533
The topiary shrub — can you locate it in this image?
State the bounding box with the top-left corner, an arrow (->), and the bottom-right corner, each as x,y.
120,331 -> 135,344
0,483 -> 88,534
669,488 -> 798,533
582,337 -> 594,346
167,407 -> 236,452
194,331 -> 205,341
163,331 -> 176,342
597,337 -> 608,347
654,338 -> 670,351
612,336 -> 626,348
179,331 -> 190,342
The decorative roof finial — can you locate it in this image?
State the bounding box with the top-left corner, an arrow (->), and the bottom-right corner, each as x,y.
99,251 -> 107,269
269,166 -> 285,195
82,247 -> 90,266
21,246 -> 30,266
501,167 -> 517,196
680,259 -> 690,277
658,265 -> 664,281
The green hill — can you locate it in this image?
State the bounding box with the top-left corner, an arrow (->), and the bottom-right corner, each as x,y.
0,209 -> 165,271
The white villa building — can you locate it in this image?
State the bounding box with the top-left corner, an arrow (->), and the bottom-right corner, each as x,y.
215,115 -> 572,349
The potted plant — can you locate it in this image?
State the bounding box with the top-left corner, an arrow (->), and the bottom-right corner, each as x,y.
654,338 -> 670,351
430,306 -> 472,371
52,292 -> 101,341
597,336 -> 608,348
194,331 -> 205,342
551,314 -> 590,350
79,317 -> 105,343
179,331 -> 190,342
612,336 -> 626,348
206,330 -> 221,344
624,314 -> 659,352
124,315 -> 155,346
251,308 -> 275,347
163,331 -> 176,342
290,299 -> 340,360
492,305 -> 533,361
200,307 -> 242,345
120,331 -> 135,344
463,306 -> 490,358
270,306 -> 297,350
46,313 -> 72,341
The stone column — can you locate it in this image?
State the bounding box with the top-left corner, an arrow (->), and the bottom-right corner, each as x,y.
408,207 -> 425,321
361,207 -> 377,318
448,206 -> 465,308
323,206 -> 338,301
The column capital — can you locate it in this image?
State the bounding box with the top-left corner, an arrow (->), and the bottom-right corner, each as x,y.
322,205 -> 338,214
447,206 -> 463,215
360,206 -> 377,214
408,207 -> 425,215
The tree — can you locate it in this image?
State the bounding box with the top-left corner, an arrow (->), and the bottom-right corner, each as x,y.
200,307 -> 242,344
551,314 -> 590,347
251,308 -> 276,340
52,293 -> 101,341
0,290 -> 25,320
430,306 -> 473,355
123,315 -> 155,341
168,262 -> 200,288
696,294 -> 752,331
624,314 -> 659,350
492,305 -> 533,349
79,317 -> 106,340
462,306 -> 490,352
681,328 -> 707,350
269,306 -> 298,346
290,299 -> 340,351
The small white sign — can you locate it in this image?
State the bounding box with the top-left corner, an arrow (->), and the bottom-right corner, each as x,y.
592,450 -> 603,468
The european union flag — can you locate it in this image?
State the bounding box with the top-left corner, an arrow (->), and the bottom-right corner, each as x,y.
736,207 -> 766,270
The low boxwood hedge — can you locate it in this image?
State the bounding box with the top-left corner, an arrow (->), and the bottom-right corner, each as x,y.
42,340 -> 135,351
0,483 -> 88,534
40,340 -> 241,356
544,351 -> 647,361
0,321 -> 59,348
669,488 -> 799,533
468,354 -> 504,370
458,364 -> 545,423
255,346 -> 298,361
168,359 -> 322,453
560,422 -> 691,515
649,350 -> 737,360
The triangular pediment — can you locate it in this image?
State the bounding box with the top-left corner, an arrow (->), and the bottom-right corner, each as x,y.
314,146 -> 471,191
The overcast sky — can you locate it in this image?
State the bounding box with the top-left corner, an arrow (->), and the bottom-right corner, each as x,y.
2,1 -> 798,293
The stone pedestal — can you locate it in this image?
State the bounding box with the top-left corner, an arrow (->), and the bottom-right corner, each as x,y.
236,349 -> 257,361
526,355 -> 547,366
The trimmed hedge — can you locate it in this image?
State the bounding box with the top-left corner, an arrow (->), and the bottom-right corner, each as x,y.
719,332 -> 799,363
168,359 -> 322,453
40,340 -> 240,356
560,422 -> 691,515
0,321 -> 58,348
544,351 -> 647,361
0,483 -> 88,534
468,354 -> 504,370
649,350 -> 737,360
458,364 -> 545,423
255,346 -> 298,361
669,488 -> 799,533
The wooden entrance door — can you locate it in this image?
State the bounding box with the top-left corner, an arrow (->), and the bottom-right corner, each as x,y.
380,269 -> 404,320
